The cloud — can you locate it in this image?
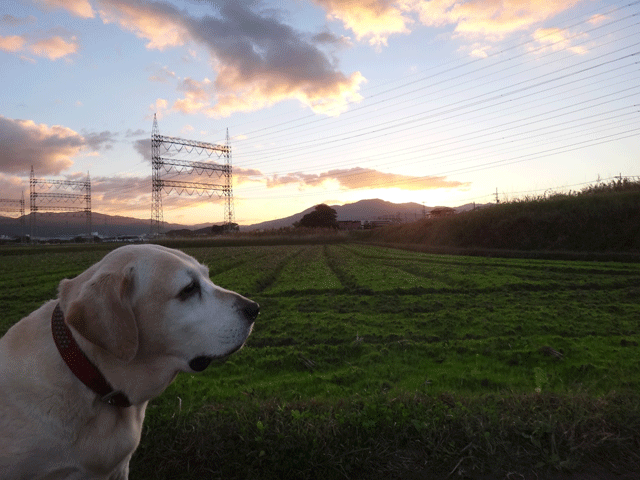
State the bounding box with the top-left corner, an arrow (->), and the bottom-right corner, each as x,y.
310,0 -> 586,51
588,14 -> 608,25
0,115 -> 83,175
0,32 -> 78,61
148,64 -> 177,83
173,77 -> 212,114
82,130 -> 117,150
532,27 -> 587,55
91,174 -> 151,214
148,98 -> 169,119
0,35 -> 26,53
312,0 -> 412,48
0,173 -> 27,202
0,116 -> 118,176
134,138 -> 151,162
29,35 -> 79,60
97,0 -> 191,50
413,0 -> 582,40
35,0 -> 95,18
267,167 -> 469,191
96,0 -> 365,116
311,30 -> 353,48
1,14 -> 37,27
125,128 -> 146,137
192,2 -> 365,116
88,167 -> 266,216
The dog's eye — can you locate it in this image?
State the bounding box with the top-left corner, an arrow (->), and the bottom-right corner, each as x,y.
178,280 -> 200,301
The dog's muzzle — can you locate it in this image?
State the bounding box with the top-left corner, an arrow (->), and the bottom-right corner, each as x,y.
239,299 -> 260,326
188,300 -> 259,372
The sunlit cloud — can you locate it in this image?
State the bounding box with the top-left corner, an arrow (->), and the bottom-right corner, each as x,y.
148,98 -> 169,119
97,0 -> 189,50
532,27 -> 587,55
312,0 -> 412,48
413,0 -> 583,40
173,77 -> 213,114
458,42 -> 491,58
94,0 -> 365,117
0,33 -> 78,61
267,167 -> 469,191
29,35 -> 79,60
35,0 -> 95,19
0,35 -> 26,53
0,173 -> 27,202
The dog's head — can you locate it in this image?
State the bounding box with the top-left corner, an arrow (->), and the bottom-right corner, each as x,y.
58,244 -> 258,403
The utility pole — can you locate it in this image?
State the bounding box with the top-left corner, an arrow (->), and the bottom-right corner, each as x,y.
495,188 -> 500,204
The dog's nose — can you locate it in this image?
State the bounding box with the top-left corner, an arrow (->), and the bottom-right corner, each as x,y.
239,299 -> 259,324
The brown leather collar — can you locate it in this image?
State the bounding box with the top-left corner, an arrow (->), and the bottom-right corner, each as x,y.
51,303 -> 132,408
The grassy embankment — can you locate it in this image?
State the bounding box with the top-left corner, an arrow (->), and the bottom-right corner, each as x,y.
1,242 -> 639,479
357,178 -> 640,257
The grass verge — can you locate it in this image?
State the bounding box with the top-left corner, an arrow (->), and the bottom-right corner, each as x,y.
132,390 -> 640,479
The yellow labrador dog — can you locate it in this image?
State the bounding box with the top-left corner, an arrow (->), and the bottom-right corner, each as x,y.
0,244 -> 258,479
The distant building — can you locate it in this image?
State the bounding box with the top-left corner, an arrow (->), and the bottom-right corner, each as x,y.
337,220 -> 361,231
429,207 -> 456,218
363,219 -> 394,229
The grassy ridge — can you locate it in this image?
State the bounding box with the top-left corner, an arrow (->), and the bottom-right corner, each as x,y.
2,244 -> 640,478
358,181 -> 640,253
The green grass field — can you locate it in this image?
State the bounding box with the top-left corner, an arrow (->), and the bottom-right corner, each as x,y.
1,243 -> 639,478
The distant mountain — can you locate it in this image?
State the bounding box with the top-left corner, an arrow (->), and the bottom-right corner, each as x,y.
243,199 -> 484,231
244,199 -> 422,231
0,212 -> 215,239
0,199 -> 488,239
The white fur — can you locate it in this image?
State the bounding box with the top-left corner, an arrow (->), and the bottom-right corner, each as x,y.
0,244 -> 257,479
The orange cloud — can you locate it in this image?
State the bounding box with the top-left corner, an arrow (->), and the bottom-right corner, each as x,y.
413,0 -> 582,40
97,0 -> 190,50
0,35 -> 26,53
313,0 -> 412,48
0,33 -> 78,61
205,69 -> 364,118
29,35 -> 79,60
267,167 -> 469,191
36,0 -> 95,18
173,78 -> 213,114
0,173 -> 27,203
148,98 -> 169,119
310,0 -> 586,52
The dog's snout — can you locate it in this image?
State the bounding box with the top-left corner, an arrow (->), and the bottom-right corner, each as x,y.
239,299 -> 259,324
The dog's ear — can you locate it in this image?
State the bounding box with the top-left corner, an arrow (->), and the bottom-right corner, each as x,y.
64,267 -> 138,363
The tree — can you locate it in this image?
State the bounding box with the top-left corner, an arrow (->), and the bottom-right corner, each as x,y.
295,204 -> 338,229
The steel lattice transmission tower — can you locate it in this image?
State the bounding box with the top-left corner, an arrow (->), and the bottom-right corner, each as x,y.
150,114 -> 234,236
151,115 -> 163,233
223,128 -> 234,229
29,166 -> 92,241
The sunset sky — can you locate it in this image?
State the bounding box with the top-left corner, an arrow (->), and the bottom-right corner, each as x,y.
1,0 -> 639,227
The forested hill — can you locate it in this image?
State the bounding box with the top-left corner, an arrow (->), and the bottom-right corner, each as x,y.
360,179 -> 640,254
